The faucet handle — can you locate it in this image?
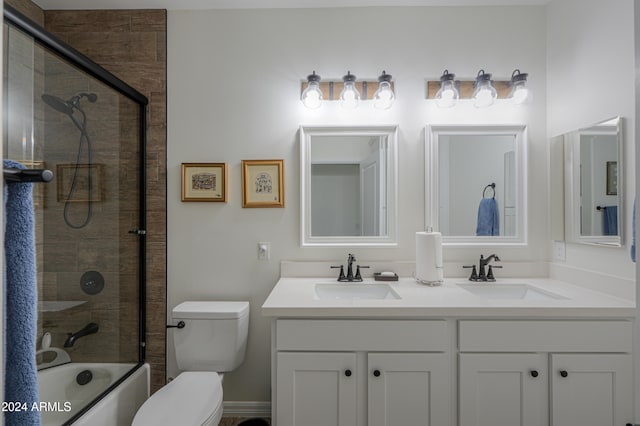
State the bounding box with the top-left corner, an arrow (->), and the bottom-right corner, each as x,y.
355,265 -> 369,281
331,265 -> 346,281
463,265 -> 478,281
486,265 -> 503,281
486,266 -> 495,281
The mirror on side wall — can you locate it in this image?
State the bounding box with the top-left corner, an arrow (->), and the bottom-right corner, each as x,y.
300,125 -> 398,246
426,124 -> 528,245
561,117 -> 623,247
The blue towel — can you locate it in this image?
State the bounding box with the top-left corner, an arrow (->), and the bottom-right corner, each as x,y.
631,199 -> 636,262
602,205 -> 618,236
476,197 -> 499,236
3,159 -> 41,425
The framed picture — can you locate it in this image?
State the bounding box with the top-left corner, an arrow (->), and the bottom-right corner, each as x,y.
182,163 -> 228,202
56,163 -> 104,203
241,159 -> 284,208
606,161 -> 618,196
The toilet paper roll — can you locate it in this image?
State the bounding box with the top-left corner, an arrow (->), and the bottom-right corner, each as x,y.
415,231 -> 443,286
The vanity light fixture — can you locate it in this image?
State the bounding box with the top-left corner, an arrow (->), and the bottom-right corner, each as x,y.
339,71 -> 360,109
300,71 -> 395,109
434,69 -> 459,108
427,69 -> 530,107
373,70 -> 395,110
472,69 -> 497,108
301,71 -> 323,109
508,69 -> 531,105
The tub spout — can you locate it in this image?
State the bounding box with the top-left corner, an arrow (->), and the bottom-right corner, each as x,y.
64,322 -> 99,347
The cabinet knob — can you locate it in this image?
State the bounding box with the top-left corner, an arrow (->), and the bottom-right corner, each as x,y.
344,369 -> 352,377
373,369 -> 381,377
559,370 -> 568,378
530,370 -> 539,378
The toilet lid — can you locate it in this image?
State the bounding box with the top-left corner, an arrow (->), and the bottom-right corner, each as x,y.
133,372 -> 222,426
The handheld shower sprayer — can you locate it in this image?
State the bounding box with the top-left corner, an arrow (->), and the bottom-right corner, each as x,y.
41,92 -> 98,229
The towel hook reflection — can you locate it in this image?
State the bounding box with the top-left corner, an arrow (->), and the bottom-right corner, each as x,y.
482,182 -> 496,199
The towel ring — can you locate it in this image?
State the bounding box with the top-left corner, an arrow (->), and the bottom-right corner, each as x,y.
483,183 -> 496,199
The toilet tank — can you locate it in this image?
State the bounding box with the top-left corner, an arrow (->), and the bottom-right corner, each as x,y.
172,301 -> 250,372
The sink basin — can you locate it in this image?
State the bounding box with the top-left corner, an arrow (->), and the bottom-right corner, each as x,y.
314,283 -> 401,300
457,283 -> 567,300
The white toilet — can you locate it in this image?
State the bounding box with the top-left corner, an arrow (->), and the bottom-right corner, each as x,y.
132,301 -> 250,426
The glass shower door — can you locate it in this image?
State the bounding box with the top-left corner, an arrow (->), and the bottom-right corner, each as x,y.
3,10 -> 146,424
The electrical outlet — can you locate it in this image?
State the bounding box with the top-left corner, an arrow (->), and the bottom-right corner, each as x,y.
552,240 -> 566,261
258,242 -> 270,260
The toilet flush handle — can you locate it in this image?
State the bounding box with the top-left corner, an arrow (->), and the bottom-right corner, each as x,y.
166,321 -> 185,329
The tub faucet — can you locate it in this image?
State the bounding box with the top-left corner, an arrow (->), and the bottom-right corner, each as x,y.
64,322 -> 99,347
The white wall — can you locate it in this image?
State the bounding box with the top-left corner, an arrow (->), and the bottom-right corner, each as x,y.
634,1 -> 640,421
167,6 -> 547,402
547,0 -> 635,281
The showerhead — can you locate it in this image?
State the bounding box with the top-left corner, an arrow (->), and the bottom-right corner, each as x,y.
42,92 -> 98,115
41,94 -> 74,115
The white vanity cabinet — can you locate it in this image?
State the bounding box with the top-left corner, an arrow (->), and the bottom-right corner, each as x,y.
273,319 -> 452,426
276,351 -> 358,425
458,320 -> 634,426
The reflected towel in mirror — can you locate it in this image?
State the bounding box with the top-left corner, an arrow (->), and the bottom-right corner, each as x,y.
476,198 -> 499,236
602,205 -> 618,236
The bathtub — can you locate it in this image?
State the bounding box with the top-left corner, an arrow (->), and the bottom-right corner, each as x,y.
38,362 -> 149,426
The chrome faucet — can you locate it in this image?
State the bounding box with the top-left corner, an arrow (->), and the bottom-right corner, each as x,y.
64,322 -> 99,347
331,253 -> 369,282
464,254 -> 501,282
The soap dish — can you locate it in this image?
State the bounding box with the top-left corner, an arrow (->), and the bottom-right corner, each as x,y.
374,272 -> 398,281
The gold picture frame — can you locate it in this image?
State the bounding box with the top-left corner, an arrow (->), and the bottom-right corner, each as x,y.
241,159 -> 284,208
56,163 -> 104,203
181,162 -> 228,202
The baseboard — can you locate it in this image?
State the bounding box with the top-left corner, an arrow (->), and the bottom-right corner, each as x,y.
223,401 -> 271,418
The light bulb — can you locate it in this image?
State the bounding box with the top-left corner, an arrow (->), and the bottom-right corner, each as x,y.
301,71 -> 323,109
340,71 -> 360,109
373,71 -> 394,110
435,70 -> 458,108
508,69 -> 531,105
472,69 -> 497,108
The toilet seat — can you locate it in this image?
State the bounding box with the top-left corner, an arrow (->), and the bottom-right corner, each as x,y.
132,371 -> 223,426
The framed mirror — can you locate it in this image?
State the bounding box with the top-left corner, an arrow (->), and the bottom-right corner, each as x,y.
426,124 -> 528,245
300,125 -> 398,246
563,117 -> 622,246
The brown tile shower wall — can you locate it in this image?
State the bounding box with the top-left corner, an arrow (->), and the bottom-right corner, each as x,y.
43,9 -> 168,393
5,0 -> 44,25
44,9 -> 167,393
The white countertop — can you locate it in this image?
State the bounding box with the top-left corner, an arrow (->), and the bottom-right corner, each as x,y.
261,277 -> 635,318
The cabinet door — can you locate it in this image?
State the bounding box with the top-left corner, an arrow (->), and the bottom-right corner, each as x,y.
550,353 -> 633,426
459,353 -> 547,426
368,353 -> 450,426
276,352 -> 357,426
